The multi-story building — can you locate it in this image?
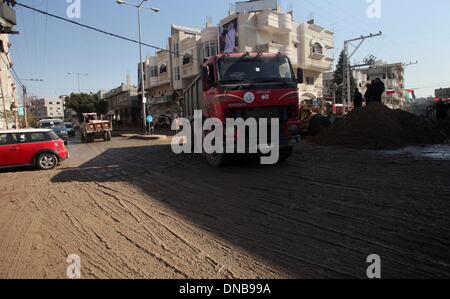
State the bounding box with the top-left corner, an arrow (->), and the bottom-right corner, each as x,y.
0,0 -> 17,130
104,82 -> 140,126
142,0 -> 335,117
324,61 -> 408,109
355,62 -> 406,109
30,98 -> 65,120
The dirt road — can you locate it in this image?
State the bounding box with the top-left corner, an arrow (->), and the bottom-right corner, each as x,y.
0,136 -> 449,278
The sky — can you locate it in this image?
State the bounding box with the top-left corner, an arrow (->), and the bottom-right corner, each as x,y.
10,0 -> 450,99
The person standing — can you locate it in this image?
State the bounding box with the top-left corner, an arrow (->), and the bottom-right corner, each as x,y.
373,78 -> 385,103
364,83 -> 373,106
354,88 -> 363,111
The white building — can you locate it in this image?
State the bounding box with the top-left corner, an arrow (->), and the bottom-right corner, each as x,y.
0,33 -> 17,129
30,98 -> 65,120
142,0 -> 335,116
324,61 -> 409,109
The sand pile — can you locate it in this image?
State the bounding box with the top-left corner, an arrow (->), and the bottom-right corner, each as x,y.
314,103 -> 446,149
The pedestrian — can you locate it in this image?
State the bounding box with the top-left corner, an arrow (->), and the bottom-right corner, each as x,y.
364,83 -> 374,106
354,88 -> 363,112
373,78 -> 385,103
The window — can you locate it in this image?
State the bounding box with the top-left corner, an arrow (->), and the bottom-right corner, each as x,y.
203,41 -> 217,59
312,42 -> 323,55
149,66 -> 158,77
175,67 -> 181,81
173,43 -> 179,58
306,77 -> 315,85
24,133 -> 51,143
49,102 -> 53,105
183,54 -> 192,65
0,133 -> 17,145
218,56 -> 295,84
159,64 -> 167,74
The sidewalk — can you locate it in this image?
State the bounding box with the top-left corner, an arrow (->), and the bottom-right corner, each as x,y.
113,125 -> 174,141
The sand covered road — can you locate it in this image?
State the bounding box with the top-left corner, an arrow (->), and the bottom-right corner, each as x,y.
0,136 -> 449,278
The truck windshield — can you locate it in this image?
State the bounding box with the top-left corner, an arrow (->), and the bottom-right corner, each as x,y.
218,56 -> 295,85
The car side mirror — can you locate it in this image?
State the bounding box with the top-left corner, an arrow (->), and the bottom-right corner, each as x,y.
297,68 -> 304,84
202,66 -> 209,91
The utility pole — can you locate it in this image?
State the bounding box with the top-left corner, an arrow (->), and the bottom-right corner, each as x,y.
117,0 -> 160,135
23,86 -> 28,128
0,73 -> 8,130
21,79 -> 44,128
343,31 -> 382,111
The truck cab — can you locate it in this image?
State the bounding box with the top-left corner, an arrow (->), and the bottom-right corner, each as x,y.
182,52 -> 302,166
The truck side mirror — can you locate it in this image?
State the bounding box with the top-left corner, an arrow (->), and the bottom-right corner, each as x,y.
297,68 -> 304,84
202,66 -> 209,91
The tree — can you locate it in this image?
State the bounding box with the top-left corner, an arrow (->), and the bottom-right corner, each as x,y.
333,50 -> 357,104
65,93 -> 108,122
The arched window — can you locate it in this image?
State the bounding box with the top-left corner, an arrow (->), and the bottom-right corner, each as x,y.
183,54 -> 192,65
159,64 -> 167,74
312,42 -> 323,55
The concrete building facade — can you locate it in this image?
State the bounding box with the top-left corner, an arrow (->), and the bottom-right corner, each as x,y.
0,33 -> 17,129
30,98 -> 65,120
142,0 -> 334,118
324,61 -> 408,109
104,83 -> 140,126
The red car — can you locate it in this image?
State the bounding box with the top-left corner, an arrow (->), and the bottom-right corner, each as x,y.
0,129 -> 69,170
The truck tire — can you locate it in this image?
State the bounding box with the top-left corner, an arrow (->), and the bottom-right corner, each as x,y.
103,132 -> 110,142
107,131 -> 112,141
309,115 -> 331,136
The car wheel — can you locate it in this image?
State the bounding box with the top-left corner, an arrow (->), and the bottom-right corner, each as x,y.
36,153 -> 58,170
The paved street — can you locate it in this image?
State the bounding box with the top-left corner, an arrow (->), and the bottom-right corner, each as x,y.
0,136 -> 449,279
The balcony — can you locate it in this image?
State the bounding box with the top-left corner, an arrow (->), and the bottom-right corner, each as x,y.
257,11 -> 291,33
182,62 -> 199,79
255,42 -> 292,57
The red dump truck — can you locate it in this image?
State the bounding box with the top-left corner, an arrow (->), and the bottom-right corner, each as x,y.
181,52 -> 301,166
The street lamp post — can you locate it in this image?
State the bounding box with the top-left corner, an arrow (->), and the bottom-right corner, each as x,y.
117,0 -> 160,134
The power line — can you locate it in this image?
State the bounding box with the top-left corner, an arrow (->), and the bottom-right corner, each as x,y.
15,1 -> 196,61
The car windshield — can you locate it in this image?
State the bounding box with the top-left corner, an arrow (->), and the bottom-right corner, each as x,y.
218,55 -> 295,84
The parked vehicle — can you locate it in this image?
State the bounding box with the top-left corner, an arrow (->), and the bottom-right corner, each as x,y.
182,52 -> 301,166
38,119 -> 69,145
80,113 -> 113,143
0,129 -> 69,170
65,122 -> 76,137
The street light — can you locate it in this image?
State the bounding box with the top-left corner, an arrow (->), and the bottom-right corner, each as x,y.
67,72 -> 89,93
117,0 -> 160,134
